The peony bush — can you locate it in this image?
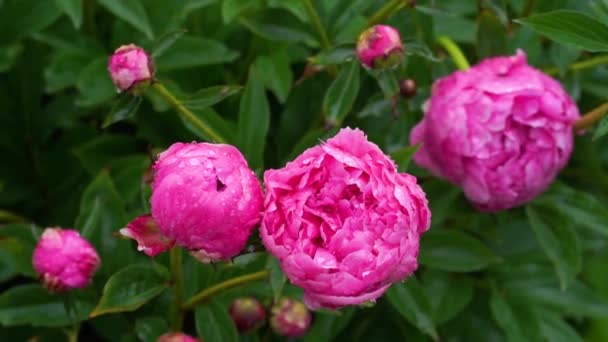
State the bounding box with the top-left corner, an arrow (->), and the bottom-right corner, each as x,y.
1,1 -> 608,341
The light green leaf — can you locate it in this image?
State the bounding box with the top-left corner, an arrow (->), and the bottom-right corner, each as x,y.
515,10 -> 608,52
98,0 -> 154,39
54,0 -> 82,28
90,263 -> 170,317
386,279 -> 438,340
195,300 -> 238,342
419,230 -> 500,272
323,61 -> 360,126
237,67 -> 270,171
526,205 -> 581,290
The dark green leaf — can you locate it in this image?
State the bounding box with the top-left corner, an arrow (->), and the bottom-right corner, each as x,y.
237,67 -> 270,171
222,0 -> 261,23
0,43 -> 22,72
515,10 -> 608,52
538,310 -> 582,342
75,170 -> 135,276
267,0 -> 308,22
238,17 -> 318,47
310,45 -> 356,66
155,36 -> 239,71
54,0 -> 82,28
195,300 -> 239,342
526,205 -> 581,289
103,96 -> 143,128
404,41 -> 440,62
390,144 -> 421,173
477,9 -> 507,58
181,85 -> 242,111
73,135 -> 142,174
386,279 -> 438,340
419,230 -> 500,272
267,257 -> 286,301
151,29 -> 187,58
44,51 -> 91,93
0,284 -> 95,327
135,316 -> 169,342
304,307 -> 356,342
323,61 -> 360,126
98,0 -> 154,39
90,263 -> 170,317
593,114 -> 608,141
178,107 -> 235,144
422,271 -> 473,324
490,290 -> 542,342
76,57 -> 116,107
255,49 -> 293,103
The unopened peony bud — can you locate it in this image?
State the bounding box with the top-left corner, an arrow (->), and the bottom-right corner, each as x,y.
151,142 -> 263,262
399,79 -> 417,98
270,298 -> 311,338
157,332 -> 200,342
410,50 -> 580,211
229,297 -> 266,333
32,228 -> 100,292
120,215 -> 174,257
108,44 -> 153,93
356,25 -> 403,69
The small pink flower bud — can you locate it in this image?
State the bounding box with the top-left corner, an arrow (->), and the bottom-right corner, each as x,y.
120,215 -> 174,257
108,44 -> 153,93
356,25 -> 403,69
32,228 -> 100,292
229,297 -> 266,333
157,333 -> 201,342
270,298 -> 311,338
151,142 -> 264,262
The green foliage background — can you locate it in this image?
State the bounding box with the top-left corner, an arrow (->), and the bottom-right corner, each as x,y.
1,0 -> 608,341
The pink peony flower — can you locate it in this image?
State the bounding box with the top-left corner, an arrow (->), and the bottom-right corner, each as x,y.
32,228 -> 100,292
157,333 -> 200,342
151,142 -> 263,262
120,215 -> 174,257
410,50 -> 580,211
270,298 -> 311,337
261,128 -> 431,309
229,297 -> 266,333
356,25 -> 403,69
108,44 -> 153,93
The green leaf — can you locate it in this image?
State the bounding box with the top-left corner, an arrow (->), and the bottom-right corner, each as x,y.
386,279 -> 438,340
135,316 -> 169,342
181,85 -> 243,111
538,183 -> 608,237
75,57 -> 116,107
477,9 -> 507,58
75,170 -> 135,276
238,17 -> 318,47
103,96 -> 143,128
44,51 -> 91,93
323,61 -> 360,126
490,290 -> 542,342
90,263 -> 170,317
54,0 -> 82,29
390,144 -> 421,173
0,284 -> 95,327
0,43 -> 23,72
422,271 -> 473,325
304,307 -> 356,342
255,49 -> 293,103
155,36 -> 239,71
526,205 -> 581,290
419,230 -> 500,272
222,0 -> 260,23
237,67 -> 270,171
515,10 -> 608,52
593,114 -> 608,141
403,41 -> 440,62
310,44 -> 356,66
179,107 -> 236,145
267,0 -> 308,22
267,256 -> 286,301
538,310 -> 582,342
73,135 -> 142,174
151,29 -> 187,58
195,300 -> 239,342
98,0 -> 154,39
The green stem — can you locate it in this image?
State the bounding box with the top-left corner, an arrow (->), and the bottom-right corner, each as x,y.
368,0 -> 405,26
574,101 -> 608,132
544,55 -> 608,76
151,83 -> 226,144
65,324 -> 80,342
437,36 -> 470,70
182,270 -> 269,310
170,247 -> 184,331
301,0 -> 332,52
